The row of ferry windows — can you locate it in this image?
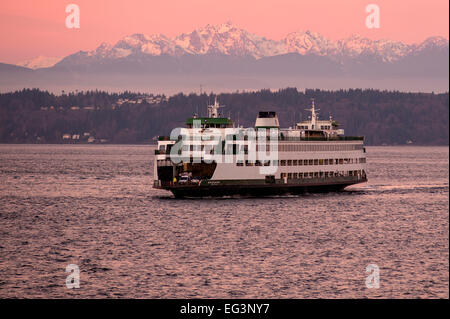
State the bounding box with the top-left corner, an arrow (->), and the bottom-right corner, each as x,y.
182,144 -> 363,152
157,157 -> 366,167
278,144 -> 363,152
280,170 -> 364,179
237,158 -> 366,166
297,125 -> 332,130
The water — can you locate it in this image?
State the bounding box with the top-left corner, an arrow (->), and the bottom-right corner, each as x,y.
0,145 -> 448,298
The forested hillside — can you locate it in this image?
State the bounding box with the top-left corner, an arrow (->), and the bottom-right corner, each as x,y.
0,88 -> 448,145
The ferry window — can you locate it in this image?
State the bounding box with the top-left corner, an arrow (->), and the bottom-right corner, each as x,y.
324,159 -> 328,165
263,160 -> 270,166
339,159 -> 343,164
298,160 -> 303,165
255,160 -> 262,166
325,172 -> 329,177
293,173 -> 298,179
293,160 -> 298,166
281,160 -> 286,166
308,159 -> 313,165
319,159 -> 324,165
288,173 -> 293,179
237,161 -> 244,166
281,173 -> 287,178
314,159 -> 319,165
309,172 -> 314,178
287,160 -> 292,166
298,173 -> 303,178
272,160 -> 279,166
314,172 -> 319,178
330,159 -> 333,165
245,160 -> 254,166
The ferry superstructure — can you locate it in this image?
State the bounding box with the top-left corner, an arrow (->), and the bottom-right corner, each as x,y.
153,98 -> 367,198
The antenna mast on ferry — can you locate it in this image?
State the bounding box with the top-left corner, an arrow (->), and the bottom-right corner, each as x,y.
306,98 -> 319,129
207,96 -> 225,118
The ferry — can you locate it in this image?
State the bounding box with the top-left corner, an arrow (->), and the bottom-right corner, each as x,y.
153,98 -> 367,198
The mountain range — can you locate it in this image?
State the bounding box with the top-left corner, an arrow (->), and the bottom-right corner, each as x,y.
1,22 -> 448,93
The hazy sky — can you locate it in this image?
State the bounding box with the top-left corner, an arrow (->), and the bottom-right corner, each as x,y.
0,0 -> 448,64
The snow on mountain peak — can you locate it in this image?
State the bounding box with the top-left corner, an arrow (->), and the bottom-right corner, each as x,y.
284,30 -> 336,55
75,23 -> 448,62
17,56 -> 63,69
416,36 -> 449,51
175,22 -> 271,57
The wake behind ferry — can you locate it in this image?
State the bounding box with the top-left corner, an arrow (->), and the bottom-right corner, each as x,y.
153,98 -> 367,198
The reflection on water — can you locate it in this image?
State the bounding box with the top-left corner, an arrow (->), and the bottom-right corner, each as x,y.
0,145 -> 448,298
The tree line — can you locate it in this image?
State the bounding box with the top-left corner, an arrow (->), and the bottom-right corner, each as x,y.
0,88 -> 448,145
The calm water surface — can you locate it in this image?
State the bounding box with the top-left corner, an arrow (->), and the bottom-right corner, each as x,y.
0,145 -> 448,298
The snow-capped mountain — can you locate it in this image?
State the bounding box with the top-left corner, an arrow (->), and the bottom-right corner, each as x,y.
17,56 -> 63,69
174,21 -> 285,58
52,22 -> 446,64
284,30 -> 338,56
413,36 -> 449,52
336,35 -> 411,62
5,22 -> 447,93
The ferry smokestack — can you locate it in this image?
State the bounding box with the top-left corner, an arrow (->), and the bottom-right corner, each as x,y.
255,111 -> 280,128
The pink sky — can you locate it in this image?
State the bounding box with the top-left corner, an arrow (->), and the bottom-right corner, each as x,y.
0,0 -> 448,64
